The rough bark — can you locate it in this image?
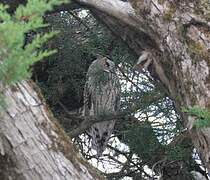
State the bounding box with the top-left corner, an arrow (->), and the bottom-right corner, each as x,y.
0,80 -> 103,180
74,0 -> 210,172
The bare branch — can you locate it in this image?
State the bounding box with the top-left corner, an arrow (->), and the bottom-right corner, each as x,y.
75,0 -> 141,30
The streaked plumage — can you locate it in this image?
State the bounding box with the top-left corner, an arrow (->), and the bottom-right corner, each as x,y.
83,57 -> 120,156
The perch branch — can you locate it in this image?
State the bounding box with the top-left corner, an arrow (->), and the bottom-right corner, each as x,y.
68,111 -> 134,137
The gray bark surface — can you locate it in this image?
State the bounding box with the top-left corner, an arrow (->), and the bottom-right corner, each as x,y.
0,80 -> 103,180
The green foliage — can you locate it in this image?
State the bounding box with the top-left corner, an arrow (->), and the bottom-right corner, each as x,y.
167,145 -> 185,160
32,11 -> 135,110
31,10 -> 194,179
124,121 -> 163,164
166,142 -> 192,161
33,12 -> 96,108
0,0 -> 68,87
183,106 -> 210,128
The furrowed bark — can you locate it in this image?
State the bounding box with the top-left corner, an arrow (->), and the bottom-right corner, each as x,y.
0,80 -> 103,180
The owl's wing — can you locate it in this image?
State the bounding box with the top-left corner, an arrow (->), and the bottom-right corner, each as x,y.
83,81 -> 92,117
113,75 -> 121,112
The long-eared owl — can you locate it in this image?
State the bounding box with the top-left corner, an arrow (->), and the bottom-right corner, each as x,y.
83,57 -> 120,156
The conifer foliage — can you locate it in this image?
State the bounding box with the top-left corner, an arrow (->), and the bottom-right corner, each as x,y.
0,0 -> 67,87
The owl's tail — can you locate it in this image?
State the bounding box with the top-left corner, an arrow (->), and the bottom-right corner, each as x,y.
88,120 -> 115,157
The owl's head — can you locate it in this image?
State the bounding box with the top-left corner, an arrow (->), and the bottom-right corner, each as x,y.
96,57 -> 115,73
87,57 -> 116,82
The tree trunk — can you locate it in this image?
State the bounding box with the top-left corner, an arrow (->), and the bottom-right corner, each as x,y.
0,80 -> 103,180
74,0 -> 210,172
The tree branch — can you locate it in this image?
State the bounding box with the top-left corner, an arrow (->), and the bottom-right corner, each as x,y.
68,111 -> 134,137
75,0 -> 139,29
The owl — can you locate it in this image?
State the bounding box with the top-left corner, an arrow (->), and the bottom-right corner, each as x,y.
83,57 -> 120,156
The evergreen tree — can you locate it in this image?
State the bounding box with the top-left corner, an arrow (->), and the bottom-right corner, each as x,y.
0,0 -> 67,88
32,10 -> 199,179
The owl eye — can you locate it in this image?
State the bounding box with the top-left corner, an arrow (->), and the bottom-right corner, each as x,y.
105,61 -> 110,68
